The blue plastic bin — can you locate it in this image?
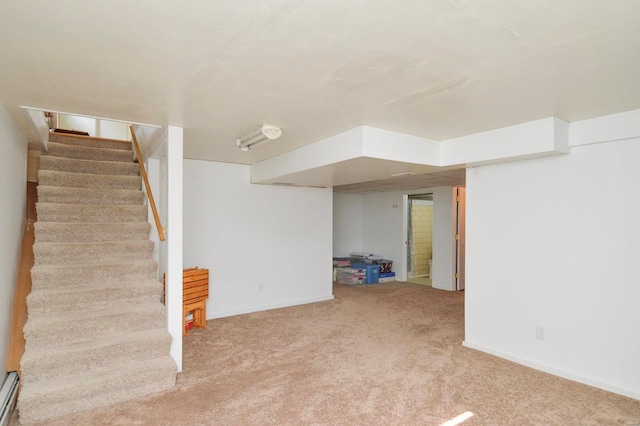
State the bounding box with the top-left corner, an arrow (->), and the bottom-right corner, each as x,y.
351,263 -> 380,284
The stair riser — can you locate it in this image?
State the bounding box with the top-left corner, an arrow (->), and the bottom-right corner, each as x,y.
47,142 -> 134,162
37,204 -> 147,223
27,286 -> 163,316
20,332 -> 172,385
37,186 -> 144,205
39,155 -> 140,175
31,261 -> 158,290
24,308 -> 166,348
18,357 -> 176,424
39,170 -> 142,190
34,242 -> 154,265
49,133 -> 133,151
34,222 -> 151,243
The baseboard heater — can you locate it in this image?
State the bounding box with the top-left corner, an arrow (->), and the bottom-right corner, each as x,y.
0,372 -> 19,426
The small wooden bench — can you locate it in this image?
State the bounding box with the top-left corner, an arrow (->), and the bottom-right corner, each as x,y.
164,267 -> 209,336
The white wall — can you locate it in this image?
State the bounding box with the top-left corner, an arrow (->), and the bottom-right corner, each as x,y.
58,114 -> 129,140
334,187 -> 457,287
0,104 -> 27,376
146,127 -> 183,371
96,119 -> 128,140
183,160 -> 334,318
58,114 -> 96,135
360,191 -> 407,272
333,193 -> 362,257
464,138 -> 640,399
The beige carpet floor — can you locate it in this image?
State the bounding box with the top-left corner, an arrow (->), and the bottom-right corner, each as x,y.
13,281 -> 640,425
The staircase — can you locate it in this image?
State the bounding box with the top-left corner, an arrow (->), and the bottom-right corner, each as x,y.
18,132 -> 176,424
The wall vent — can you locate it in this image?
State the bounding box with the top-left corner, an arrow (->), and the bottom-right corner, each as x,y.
0,372 -> 19,426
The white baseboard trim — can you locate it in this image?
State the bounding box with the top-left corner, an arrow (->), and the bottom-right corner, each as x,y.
208,294 -> 335,320
462,341 -> 640,401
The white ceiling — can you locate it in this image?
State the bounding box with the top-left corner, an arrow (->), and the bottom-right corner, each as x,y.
1,1 -> 640,190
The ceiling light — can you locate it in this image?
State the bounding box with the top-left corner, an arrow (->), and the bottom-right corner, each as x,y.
236,125 -> 282,151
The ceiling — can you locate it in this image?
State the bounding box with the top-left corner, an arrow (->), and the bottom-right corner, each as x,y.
333,169 -> 465,194
1,1 -> 640,191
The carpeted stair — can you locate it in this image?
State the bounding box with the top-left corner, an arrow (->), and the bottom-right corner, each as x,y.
18,132 -> 176,424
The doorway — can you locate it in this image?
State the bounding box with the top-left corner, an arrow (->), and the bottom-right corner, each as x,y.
401,187 -> 466,291
407,194 -> 433,286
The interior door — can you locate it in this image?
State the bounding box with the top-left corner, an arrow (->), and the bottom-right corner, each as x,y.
455,187 -> 466,291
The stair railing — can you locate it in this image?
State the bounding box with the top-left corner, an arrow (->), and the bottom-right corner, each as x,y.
130,125 -> 165,241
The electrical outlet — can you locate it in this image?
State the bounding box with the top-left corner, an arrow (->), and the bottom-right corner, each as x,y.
536,325 -> 545,340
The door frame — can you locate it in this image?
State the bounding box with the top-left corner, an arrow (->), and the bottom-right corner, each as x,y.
401,186 -> 465,291
404,193 -> 434,283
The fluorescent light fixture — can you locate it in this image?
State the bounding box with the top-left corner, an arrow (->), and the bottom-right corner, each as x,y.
236,125 -> 282,151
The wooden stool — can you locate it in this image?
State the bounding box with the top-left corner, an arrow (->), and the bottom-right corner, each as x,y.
164,267 -> 209,336
182,267 -> 209,335
183,299 -> 207,335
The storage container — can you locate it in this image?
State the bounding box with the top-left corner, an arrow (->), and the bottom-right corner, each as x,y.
379,272 -> 396,282
336,267 -> 366,285
373,259 -> 393,273
351,263 -> 380,284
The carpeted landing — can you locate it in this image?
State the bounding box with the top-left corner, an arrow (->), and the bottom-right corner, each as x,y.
12,281 -> 640,425
17,132 -> 176,424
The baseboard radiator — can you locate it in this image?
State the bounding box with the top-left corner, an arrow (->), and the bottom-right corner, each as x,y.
0,372 -> 19,426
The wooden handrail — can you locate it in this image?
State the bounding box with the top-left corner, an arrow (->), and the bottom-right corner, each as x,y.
130,125 -> 165,241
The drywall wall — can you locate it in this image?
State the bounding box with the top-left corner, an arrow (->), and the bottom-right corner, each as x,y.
183,159 -> 334,318
334,187 -> 456,286
0,104 -> 27,376
333,193 -> 362,257
464,138 -> 640,399
360,190 -> 406,274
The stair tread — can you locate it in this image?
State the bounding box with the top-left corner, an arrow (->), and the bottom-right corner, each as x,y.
31,258 -> 157,270
20,355 -> 176,398
48,132 -> 133,150
30,260 -> 159,289
39,169 -> 141,180
46,141 -> 134,162
36,202 -> 147,211
21,328 -> 169,361
37,202 -> 148,223
18,356 -> 176,423
28,278 -> 161,296
38,185 -> 142,193
36,220 -> 151,226
37,186 -> 144,205
35,221 -> 151,242
39,155 -> 140,175
33,240 -> 154,265
25,301 -> 166,325
39,169 -> 142,190
34,240 -> 154,248
20,330 -> 172,386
